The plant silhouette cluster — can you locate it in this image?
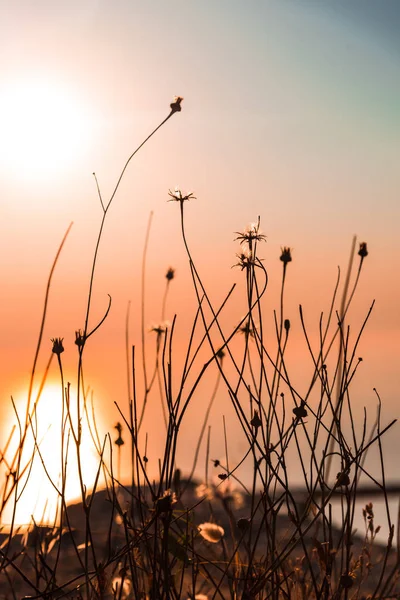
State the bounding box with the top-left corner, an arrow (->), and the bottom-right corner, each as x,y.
0,99 -> 398,600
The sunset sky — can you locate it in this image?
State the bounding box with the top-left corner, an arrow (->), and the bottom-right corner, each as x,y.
0,1 -> 399,521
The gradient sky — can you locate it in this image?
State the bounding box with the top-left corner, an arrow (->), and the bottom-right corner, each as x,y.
0,1 -> 399,517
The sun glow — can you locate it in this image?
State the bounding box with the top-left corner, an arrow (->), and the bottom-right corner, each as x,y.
0,384 -> 104,527
0,73 -> 95,183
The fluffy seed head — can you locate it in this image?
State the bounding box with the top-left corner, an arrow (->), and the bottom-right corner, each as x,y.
198,522 -> 225,543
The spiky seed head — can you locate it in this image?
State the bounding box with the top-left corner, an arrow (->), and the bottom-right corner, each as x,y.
51,338 -> 64,355
280,247 -> 292,264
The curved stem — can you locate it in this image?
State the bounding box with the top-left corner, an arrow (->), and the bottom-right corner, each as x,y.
82,110 -> 176,340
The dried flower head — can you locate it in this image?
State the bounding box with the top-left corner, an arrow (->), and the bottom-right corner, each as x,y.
363,502 -> 374,521
335,470 -> 351,487
51,337 -> 64,355
293,401 -> 307,419
340,573 -> 355,589
250,409 -> 262,429
114,422 -> 124,447
156,489 -> 177,514
168,187 -> 196,203
216,347 -> 225,361
280,247 -> 292,264
195,483 -> 214,501
149,321 -> 170,335
197,478 -> 244,509
198,522 -> 225,543
165,267 -> 175,281
75,329 -> 85,348
237,320 -> 255,339
225,486 -> 244,509
237,517 -> 251,532
170,96 -> 183,113
112,575 -> 132,596
235,222 -> 266,246
234,246 -> 257,271
363,502 -> 379,535
358,242 -> 368,258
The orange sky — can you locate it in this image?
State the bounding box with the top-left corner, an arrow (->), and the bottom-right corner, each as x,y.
0,1 -> 399,521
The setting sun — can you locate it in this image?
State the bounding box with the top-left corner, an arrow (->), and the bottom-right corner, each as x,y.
1,384 -> 103,527
0,73 -> 95,183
